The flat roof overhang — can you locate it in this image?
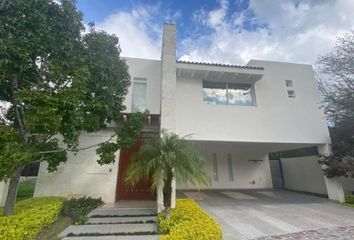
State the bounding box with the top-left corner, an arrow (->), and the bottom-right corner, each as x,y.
191,140 -> 323,155
176,61 -> 264,84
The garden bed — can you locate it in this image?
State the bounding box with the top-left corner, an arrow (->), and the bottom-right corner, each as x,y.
345,195 -> 354,207
0,197 -> 64,240
159,199 -> 222,240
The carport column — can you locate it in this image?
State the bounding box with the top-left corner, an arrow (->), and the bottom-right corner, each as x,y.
318,144 -> 345,203
158,23 -> 177,212
0,181 -> 9,207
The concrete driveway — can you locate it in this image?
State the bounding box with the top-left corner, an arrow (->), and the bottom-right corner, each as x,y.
177,190 -> 354,240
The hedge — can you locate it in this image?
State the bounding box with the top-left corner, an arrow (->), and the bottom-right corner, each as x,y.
159,199 -> 222,240
345,195 -> 354,205
0,197 -> 64,240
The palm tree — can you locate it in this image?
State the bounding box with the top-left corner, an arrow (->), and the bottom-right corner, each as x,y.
125,131 -> 209,220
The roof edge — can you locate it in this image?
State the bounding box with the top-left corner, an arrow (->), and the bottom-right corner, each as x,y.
177,60 -> 264,70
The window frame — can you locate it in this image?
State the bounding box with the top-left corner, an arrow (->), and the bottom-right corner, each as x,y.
287,90 -> 296,98
131,77 -> 147,112
202,80 -> 256,106
285,80 -> 294,88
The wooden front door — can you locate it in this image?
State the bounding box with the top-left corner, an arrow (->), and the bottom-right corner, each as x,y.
116,142 -> 156,201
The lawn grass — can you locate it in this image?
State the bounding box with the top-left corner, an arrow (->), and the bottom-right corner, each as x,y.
16,179 -> 36,202
35,216 -> 73,240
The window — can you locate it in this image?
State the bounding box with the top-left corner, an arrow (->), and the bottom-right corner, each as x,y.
212,153 -> 219,181
202,82 -> 227,105
285,80 -> 293,88
285,80 -> 295,98
203,81 -> 253,106
132,78 -> 147,112
227,83 -> 253,106
227,154 -> 234,181
287,90 -> 296,98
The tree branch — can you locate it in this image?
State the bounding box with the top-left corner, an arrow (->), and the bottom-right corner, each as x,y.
39,133 -> 117,154
12,76 -> 26,138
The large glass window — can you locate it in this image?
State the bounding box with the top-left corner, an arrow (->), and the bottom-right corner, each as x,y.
202,82 -> 227,105
227,83 -> 253,106
203,81 -> 254,106
132,78 -> 147,112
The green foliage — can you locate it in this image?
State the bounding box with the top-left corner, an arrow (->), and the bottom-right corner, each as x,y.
97,111 -> 149,165
317,31 -> 354,178
158,199 -> 222,240
125,131 -> 209,190
0,124 -> 38,180
0,197 -> 64,240
60,196 -> 103,224
125,131 -> 209,220
0,0 -> 130,181
345,195 -> 354,205
317,30 -> 354,124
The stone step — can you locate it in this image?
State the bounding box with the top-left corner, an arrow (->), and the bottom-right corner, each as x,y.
88,208 -> 157,217
62,235 -> 159,240
87,216 -> 157,224
59,223 -> 157,238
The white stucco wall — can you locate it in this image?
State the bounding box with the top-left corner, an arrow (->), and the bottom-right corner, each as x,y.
123,57 -> 161,114
281,156 -> 327,195
177,141 -> 273,190
34,129 -> 119,203
0,181 -> 9,207
175,60 -> 330,145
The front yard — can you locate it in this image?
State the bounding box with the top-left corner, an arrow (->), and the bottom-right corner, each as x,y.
0,181 -> 102,240
1,181 -> 222,239
0,197 -> 64,239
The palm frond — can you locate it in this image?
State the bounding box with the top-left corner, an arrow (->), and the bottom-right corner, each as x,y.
124,131 -> 210,191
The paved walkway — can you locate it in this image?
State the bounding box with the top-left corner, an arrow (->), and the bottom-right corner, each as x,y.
255,226 -> 354,240
177,190 -> 354,240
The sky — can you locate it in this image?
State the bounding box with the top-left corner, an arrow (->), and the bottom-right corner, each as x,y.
76,0 -> 354,65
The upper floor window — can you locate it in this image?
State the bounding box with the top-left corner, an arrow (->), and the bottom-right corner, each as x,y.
285,79 -> 296,98
203,81 -> 253,106
285,80 -> 294,88
132,78 -> 147,112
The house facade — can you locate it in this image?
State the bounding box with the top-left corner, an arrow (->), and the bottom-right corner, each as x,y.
27,24 -> 349,209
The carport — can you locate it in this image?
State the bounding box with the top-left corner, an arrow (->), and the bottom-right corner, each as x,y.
177,189 -> 354,240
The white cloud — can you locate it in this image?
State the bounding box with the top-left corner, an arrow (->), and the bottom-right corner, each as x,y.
180,0 -> 354,65
96,4 -> 163,59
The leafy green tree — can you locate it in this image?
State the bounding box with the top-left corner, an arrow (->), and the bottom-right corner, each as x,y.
317,30 -> 354,178
0,0 -> 131,215
125,132 -> 209,220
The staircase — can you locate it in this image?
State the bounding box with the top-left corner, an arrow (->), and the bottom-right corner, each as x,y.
59,203 -> 160,240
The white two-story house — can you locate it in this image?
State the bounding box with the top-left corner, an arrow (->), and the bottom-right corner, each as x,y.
27,24 -> 349,209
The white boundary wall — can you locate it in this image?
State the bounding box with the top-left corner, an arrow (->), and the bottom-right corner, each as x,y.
281,156 -> 327,195
34,129 -> 119,203
0,181 -> 9,207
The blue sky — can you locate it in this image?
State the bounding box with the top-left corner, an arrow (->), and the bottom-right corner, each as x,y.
75,0 -> 354,65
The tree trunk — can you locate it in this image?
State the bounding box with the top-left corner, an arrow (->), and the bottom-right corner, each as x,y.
163,169 -> 173,220
3,166 -> 23,216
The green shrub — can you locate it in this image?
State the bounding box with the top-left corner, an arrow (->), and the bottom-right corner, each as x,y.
0,197 -> 64,240
159,199 -> 222,240
61,196 -> 103,224
345,195 -> 354,205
